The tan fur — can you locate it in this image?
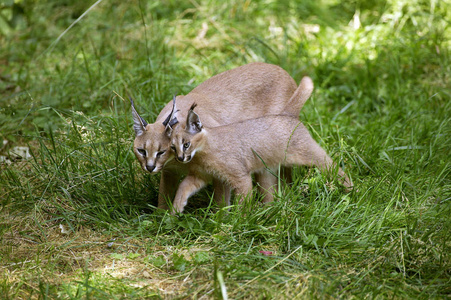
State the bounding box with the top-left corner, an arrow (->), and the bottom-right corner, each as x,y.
132,63 -> 311,209
170,107 -> 353,214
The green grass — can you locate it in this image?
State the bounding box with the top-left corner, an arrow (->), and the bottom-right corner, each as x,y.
1,0 -> 450,298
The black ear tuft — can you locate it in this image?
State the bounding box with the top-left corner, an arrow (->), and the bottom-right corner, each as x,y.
189,103 -> 198,112
163,94 -> 178,127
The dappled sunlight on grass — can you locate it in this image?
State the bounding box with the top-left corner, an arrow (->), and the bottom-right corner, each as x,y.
0,0 -> 450,298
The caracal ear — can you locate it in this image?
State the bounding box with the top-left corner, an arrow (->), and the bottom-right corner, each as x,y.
165,125 -> 172,137
163,95 -> 179,138
130,97 -> 148,136
186,103 -> 202,134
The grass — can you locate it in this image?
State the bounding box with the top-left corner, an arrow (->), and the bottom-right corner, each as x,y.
1,0 -> 450,298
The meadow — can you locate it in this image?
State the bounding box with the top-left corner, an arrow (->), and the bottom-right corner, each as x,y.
0,0 -> 450,298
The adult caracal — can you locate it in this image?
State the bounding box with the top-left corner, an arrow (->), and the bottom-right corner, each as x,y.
169,104 -> 353,214
132,62 -> 313,209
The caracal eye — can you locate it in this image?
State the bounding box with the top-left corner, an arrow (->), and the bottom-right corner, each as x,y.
183,142 -> 190,150
170,144 -> 176,151
137,148 -> 146,157
156,151 -> 166,158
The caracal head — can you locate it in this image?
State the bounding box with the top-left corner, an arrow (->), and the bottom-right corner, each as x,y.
171,103 -> 204,164
131,97 -> 178,173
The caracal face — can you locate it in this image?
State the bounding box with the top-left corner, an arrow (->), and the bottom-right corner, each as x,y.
170,104 -> 205,164
170,124 -> 204,164
133,123 -> 174,173
131,97 -> 178,173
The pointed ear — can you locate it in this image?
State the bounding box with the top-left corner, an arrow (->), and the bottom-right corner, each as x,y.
163,95 -> 179,137
165,124 -> 173,137
130,98 -> 148,136
186,103 -> 202,134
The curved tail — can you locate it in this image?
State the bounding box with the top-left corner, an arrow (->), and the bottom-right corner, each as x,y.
284,76 -> 314,113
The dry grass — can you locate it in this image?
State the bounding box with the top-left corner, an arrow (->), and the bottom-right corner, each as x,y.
1,205 -> 211,298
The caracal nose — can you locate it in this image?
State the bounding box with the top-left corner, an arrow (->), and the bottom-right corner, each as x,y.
146,165 -> 156,172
